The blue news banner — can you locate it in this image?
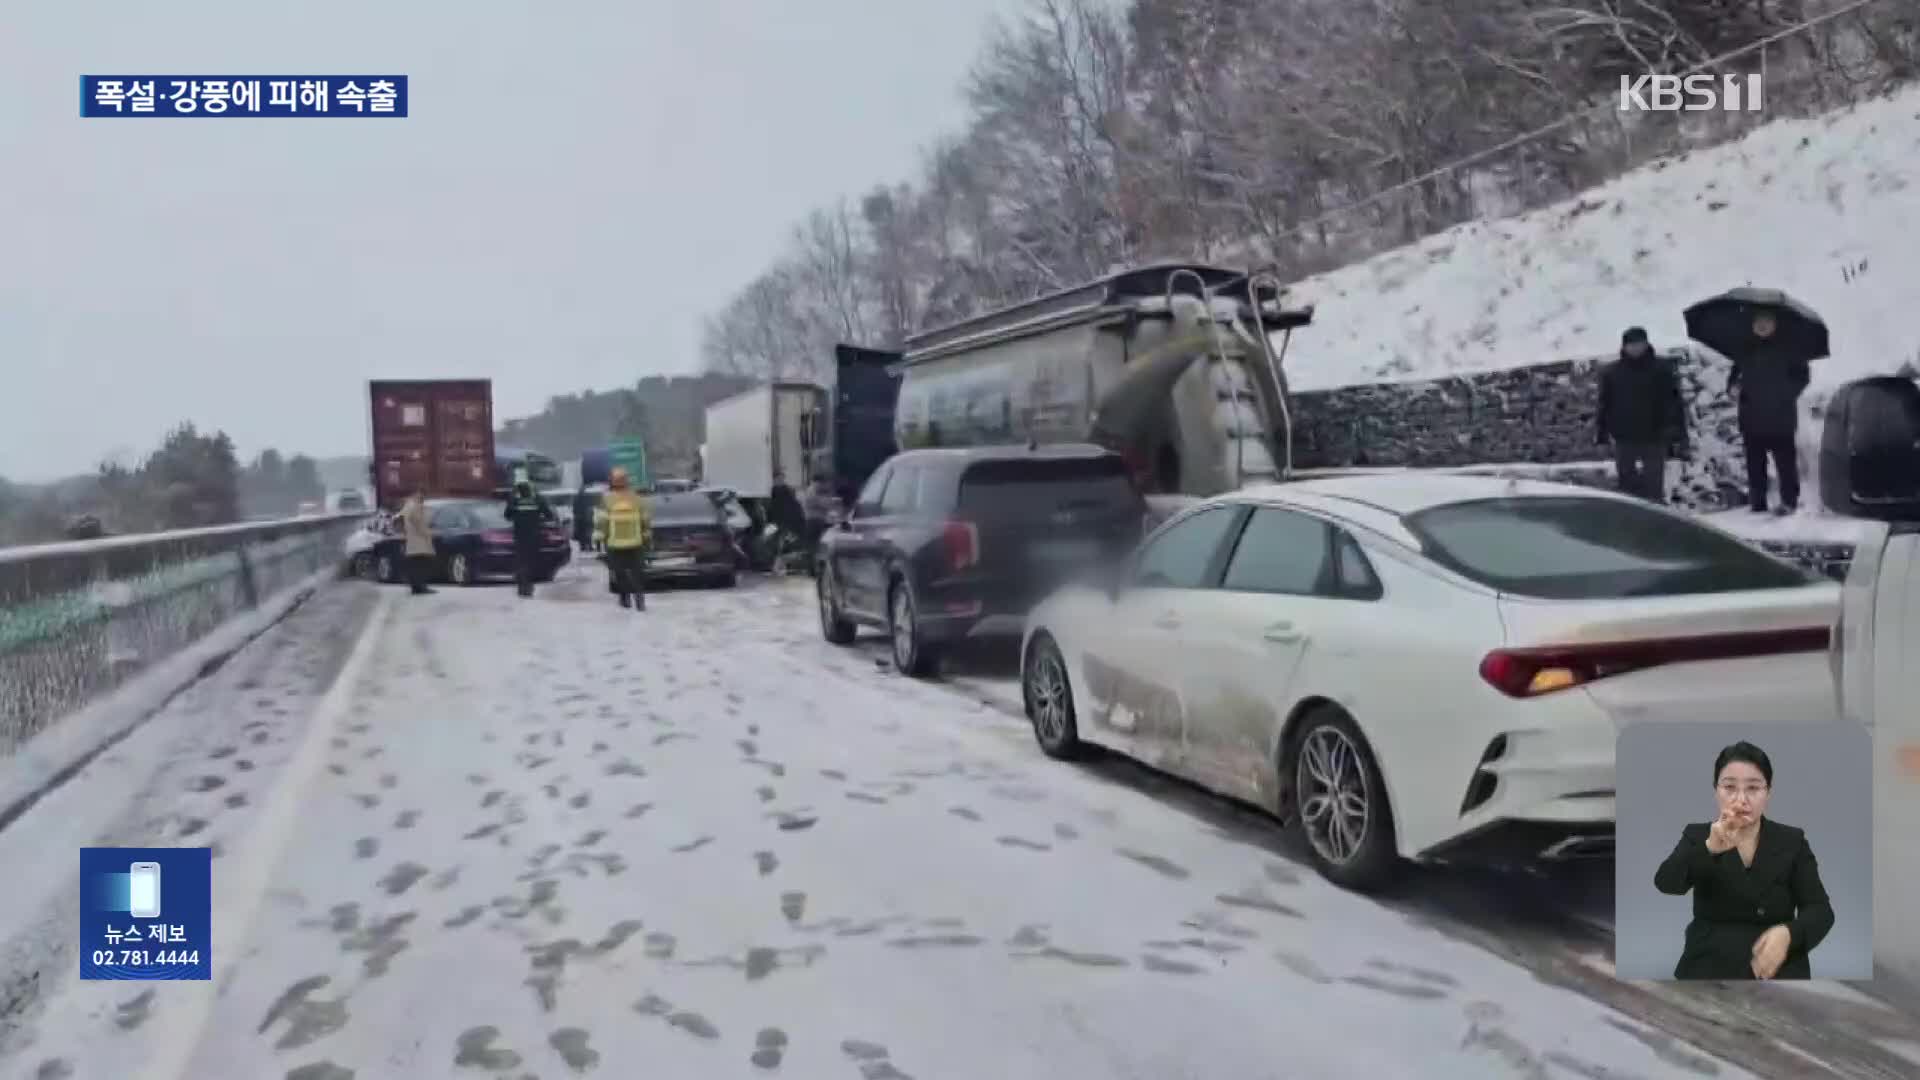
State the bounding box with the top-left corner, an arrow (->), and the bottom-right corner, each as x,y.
80,76 -> 408,117
79,847 -> 212,980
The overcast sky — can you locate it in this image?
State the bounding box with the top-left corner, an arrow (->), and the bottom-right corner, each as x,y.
0,0 -> 1022,482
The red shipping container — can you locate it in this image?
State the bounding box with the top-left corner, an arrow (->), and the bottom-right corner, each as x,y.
368,379 -> 496,508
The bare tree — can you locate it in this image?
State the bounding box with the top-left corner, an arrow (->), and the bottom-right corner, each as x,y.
698,0 -> 1905,351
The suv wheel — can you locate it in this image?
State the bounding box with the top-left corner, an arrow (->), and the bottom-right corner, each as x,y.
448,553 -> 473,586
817,565 -> 856,644
376,553 -> 397,583
1023,633 -> 1082,759
1288,706 -> 1398,891
887,577 -> 939,678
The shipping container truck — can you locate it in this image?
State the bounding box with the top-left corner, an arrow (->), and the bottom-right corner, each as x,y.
701,382 -> 826,502
824,344 -> 903,505
495,446 -> 563,492
891,262 -> 1311,497
367,379 -> 497,509
578,443 -> 650,490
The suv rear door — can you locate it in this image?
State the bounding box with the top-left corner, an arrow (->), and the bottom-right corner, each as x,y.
832,462 -> 897,619
953,454 -> 1144,606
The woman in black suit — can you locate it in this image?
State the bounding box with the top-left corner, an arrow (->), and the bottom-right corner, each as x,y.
1654,741 -> 1835,979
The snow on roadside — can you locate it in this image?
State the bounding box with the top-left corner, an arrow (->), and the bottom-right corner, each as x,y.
1281,81 -> 1920,396
0,583 -> 380,1065
7,576 -> 1766,1080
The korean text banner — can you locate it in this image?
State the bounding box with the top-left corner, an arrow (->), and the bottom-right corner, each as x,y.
79,847 -> 212,980
80,77 -> 408,117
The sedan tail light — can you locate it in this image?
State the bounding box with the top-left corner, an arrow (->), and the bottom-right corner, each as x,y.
482,529 -> 514,546
1479,626 -> 1831,698
943,519 -> 979,571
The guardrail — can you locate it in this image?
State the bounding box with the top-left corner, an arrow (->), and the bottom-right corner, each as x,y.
0,514 -> 364,755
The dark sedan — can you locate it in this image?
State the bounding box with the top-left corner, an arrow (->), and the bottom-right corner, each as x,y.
644,492 -> 739,587
370,498 -> 571,586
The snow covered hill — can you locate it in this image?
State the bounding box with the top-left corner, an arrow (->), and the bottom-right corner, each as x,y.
1284,82 -> 1920,398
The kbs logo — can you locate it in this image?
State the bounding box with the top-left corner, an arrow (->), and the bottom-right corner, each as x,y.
1618,73 -> 1763,112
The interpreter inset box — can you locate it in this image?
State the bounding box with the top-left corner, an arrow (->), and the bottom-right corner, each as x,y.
78,847 -> 212,980
1614,721 -> 1872,981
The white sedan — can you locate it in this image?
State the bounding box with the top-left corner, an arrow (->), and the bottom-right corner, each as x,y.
1018,474 -> 1841,890
341,512 -> 394,578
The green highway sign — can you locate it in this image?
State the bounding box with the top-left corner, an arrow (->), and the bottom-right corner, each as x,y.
608,438 -> 649,489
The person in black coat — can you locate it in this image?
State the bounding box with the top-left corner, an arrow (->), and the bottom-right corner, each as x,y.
1654,741 -> 1834,980
766,470 -> 807,569
1597,327 -> 1687,502
503,478 -> 557,598
572,486 -> 596,552
1729,312 -> 1812,514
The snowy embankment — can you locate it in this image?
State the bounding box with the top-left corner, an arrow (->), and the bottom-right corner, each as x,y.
1278,79 -> 1920,532
1284,82 -> 1920,394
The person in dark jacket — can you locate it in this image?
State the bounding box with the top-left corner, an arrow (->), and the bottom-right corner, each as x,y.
767,470 -> 807,572
503,473 -> 556,598
572,486 -> 596,552
1654,741 -> 1834,980
1597,327 -> 1687,502
1730,312 -> 1812,514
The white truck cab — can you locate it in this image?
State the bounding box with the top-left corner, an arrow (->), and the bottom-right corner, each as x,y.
1821,374 -> 1920,988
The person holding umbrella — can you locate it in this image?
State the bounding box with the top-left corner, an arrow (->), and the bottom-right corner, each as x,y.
1683,289 -> 1827,516
1731,311 -> 1814,514
1597,326 -> 1687,502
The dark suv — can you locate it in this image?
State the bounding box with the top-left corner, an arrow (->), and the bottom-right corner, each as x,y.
815,444 -> 1146,676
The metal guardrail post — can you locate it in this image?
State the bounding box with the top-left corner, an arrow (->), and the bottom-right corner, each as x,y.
236,545 -> 259,610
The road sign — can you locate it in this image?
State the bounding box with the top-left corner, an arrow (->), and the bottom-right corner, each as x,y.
609,438 -> 649,489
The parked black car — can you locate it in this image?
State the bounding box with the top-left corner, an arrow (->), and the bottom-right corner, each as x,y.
815,444 -> 1146,676
646,492 -> 739,587
369,498 -> 570,586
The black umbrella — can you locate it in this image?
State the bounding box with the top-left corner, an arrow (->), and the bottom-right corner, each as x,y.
1683,287 -> 1829,362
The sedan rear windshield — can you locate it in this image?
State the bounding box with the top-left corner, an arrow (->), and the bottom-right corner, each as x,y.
1403,496 -> 1813,599
957,458 -> 1142,517
459,503 -> 510,529
651,494 -> 721,526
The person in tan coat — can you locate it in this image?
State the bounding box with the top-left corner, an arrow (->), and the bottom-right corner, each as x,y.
400,490 -> 436,595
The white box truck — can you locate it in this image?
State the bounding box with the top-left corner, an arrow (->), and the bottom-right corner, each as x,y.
702,382 -> 826,501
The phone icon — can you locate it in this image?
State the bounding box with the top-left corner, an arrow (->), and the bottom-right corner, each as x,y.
128,862 -> 161,919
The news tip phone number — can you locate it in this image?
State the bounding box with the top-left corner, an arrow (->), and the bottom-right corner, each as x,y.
90,949 -> 200,967
91,79 -> 399,114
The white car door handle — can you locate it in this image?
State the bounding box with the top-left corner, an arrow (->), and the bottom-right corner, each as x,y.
1152,613 -> 1181,630
1263,622 -> 1303,644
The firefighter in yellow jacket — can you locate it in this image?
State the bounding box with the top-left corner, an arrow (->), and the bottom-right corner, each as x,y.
593,467 -> 652,610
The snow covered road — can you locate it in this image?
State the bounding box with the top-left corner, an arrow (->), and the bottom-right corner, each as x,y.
1,568 -> 1909,1078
